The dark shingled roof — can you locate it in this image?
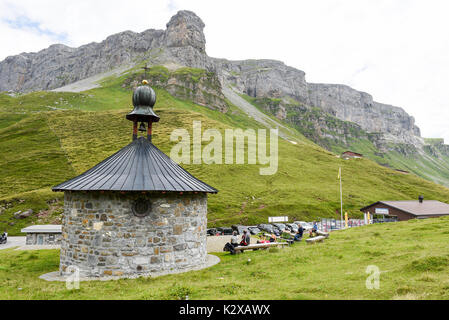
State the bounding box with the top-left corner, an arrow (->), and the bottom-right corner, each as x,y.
52,137 -> 217,193
361,200 -> 449,216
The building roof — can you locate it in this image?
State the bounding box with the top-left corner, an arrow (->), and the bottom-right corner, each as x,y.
395,169 -> 410,174
21,225 -> 62,233
52,137 -> 218,193
361,200 -> 449,216
342,151 -> 363,157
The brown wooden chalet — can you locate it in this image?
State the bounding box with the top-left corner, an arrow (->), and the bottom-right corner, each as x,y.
360,196 -> 449,221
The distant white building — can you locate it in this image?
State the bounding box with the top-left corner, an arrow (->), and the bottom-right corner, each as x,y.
21,225 -> 62,245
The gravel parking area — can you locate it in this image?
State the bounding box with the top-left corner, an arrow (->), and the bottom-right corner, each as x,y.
207,236 -> 230,253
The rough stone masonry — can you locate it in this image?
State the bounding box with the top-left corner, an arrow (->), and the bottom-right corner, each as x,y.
60,191 -> 208,278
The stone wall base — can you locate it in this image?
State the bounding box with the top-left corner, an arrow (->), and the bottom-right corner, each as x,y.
41,254 -> 220,282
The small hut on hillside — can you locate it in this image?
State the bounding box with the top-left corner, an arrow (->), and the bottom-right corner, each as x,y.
341,151 -> 363,160
52,80 -> 218,278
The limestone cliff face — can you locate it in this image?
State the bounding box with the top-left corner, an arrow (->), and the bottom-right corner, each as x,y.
211,58 -> 309,104
0,11 -> 209,92
164,10 -> 206,52
0,10 -> 430,147
307,83 -> 422,145
211,58 -> 421,145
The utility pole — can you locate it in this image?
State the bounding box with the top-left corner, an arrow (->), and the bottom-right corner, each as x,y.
339,167 -> 343,228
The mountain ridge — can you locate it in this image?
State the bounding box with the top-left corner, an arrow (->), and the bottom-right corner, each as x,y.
1,10 -> 448,187
0,11 -> 423,144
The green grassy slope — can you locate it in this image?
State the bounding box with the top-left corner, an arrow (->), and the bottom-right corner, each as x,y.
1,68 -> 449,235
1,217 -> 449,299
242,94 -> 449,188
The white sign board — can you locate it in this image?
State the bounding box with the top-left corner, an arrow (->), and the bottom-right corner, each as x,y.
375,208 -> 389,215
268,216 -> 288,223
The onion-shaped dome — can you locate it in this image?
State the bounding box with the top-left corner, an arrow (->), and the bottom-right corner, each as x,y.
126,80 -> 160,122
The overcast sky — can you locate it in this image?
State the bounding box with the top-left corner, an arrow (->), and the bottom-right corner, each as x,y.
1,0 -> 448,142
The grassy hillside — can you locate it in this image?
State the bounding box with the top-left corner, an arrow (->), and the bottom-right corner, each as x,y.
1,68 -> 449,235
331,137 -> 449,188
241,94 -> 449,188
1,217 -> 449,299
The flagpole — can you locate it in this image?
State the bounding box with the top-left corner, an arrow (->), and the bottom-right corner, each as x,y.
339,167 -> 343,228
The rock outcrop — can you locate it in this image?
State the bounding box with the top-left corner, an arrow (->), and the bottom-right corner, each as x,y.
123,66 -> 228,112
212,58 -> 309,104
0,10 -> 209,92
164,10 -> 206,52
307,83 -> 421,145
214,58 -> 421,145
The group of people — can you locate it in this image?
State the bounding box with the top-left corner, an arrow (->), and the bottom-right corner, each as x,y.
229,222 -> 313,246
224,222 -> 319,254
257,233 -> 277,244
230,230 -> 251,247
294,221 -> 319,241
224,230 -> 251,254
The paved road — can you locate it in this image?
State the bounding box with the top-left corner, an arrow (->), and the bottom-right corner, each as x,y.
0,236 -> 227,253
0,237 -> 26,250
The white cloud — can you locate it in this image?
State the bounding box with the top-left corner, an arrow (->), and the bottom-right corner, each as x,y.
0,0 -> 448,142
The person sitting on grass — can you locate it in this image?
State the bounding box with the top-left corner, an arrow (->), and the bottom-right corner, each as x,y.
269,233 -> 277,243
294,225 -> 304,241
240,230 -> 250,246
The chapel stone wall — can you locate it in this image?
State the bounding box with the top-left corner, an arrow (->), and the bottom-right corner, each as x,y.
60,191 -> 208,278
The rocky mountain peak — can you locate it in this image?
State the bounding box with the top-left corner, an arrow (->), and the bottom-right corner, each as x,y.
164,10 -> 206,52
0,10 -> 433,147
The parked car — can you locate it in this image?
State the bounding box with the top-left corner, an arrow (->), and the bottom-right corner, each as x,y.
294,221 -> 313,230
258,224 -> 275,234
272,223 -> 287,233
217,227 -> 233,236
231,225 -> 248,235
286,223 -> 298,233
207,228 -> 218,236
259,224 -> 281,236
248,226 -> 262,235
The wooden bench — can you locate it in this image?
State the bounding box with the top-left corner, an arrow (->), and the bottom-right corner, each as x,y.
233,242 -> 288,253
316,230 -> 330,238
306,236 -> 326,244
